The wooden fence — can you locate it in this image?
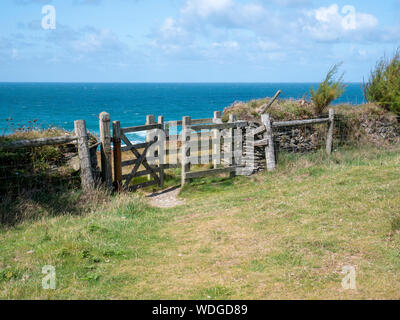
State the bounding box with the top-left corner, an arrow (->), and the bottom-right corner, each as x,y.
98,111 -> 251,190
97,109 -> 336,191
0,107 -> 336,194
259,109 -> 335,171
1,120 -> 96,191
180,113 -> 248,186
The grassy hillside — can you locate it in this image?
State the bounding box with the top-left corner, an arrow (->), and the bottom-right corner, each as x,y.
1,144 -> 400,299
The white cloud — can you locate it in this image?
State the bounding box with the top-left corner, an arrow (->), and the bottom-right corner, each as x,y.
146,0 -> 390,70
303,4 -> 378,41
182,0 -> 233,18
159,18 -> 187,41
212,41 -> 239,49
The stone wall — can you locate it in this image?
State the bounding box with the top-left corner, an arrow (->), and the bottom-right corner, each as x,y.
238,114 -> 400,174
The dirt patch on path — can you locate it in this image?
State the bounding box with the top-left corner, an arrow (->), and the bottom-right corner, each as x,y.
146,186 -> 185,208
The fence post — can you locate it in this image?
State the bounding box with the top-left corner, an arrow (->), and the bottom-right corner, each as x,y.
213,111 -> 221,169
229,114 -> 237,178
326,108 -> 335,155
158,115 -> 165,188
181,116 -> 191,186
99,112 -> 112,189
112,120 -> 122,191
74,120 -> 95,191
146,115 -> 155,181
261,114 -> 276,171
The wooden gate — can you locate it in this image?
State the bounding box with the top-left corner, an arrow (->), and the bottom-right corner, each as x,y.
112,120 -> 164,191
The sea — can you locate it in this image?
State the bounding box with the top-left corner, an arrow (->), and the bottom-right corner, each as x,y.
0,83 -> 365,143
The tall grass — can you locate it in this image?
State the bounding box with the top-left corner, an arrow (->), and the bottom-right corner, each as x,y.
364,49 -> 400,115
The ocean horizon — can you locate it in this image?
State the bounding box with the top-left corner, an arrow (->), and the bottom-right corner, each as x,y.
0,82 -> 365,143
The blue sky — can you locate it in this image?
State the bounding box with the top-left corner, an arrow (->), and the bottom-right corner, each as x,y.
1,0 -> 399,82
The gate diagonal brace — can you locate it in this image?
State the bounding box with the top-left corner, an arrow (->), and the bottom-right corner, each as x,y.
122,136 -> 160,189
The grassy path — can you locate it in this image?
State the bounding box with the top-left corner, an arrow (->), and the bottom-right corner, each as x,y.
1,146 -> 400,299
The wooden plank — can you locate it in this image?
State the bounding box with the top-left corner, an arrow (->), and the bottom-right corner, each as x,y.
122,142 -> 147,152
190,122 -> 247,131
145,115 -> 156,181
228,114 -> 236,178
121,123 -> 162,134
185,166 -> 236,179
260,90 -> 282,114
192,118 -> 213,125
157,116 -> 165,188
1,135 -> 78,149
123,138 -> 160,188
250,125 -> 266,136
212,122 -> 220,169
74,120 -> 95,191
121,159 -> 139,167
120,133 -> 140,158
262,114 -> 276,172
248,138 -> 268,147
166,118 -> 213,127
272,118 -> 329,128
326,109 -> 335,155
181,116 -> 191,186
112,121 -> 123,191
99,112 -> 112,189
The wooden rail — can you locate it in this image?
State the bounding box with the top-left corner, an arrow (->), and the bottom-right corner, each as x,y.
263,109 -> 335,171
180,112 -> 241,186
189,122 -> 248,131
272,117 -> 330,128
1,135 -> 78,149
121,123 -> 163,134
166,118 -> 214,127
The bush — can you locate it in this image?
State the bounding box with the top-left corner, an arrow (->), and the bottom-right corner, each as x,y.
364,50 -> 400,114
310,64 -> 346,115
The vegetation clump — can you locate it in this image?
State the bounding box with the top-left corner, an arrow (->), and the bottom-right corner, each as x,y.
310,64 -> 346,115
364,49 -> 400,115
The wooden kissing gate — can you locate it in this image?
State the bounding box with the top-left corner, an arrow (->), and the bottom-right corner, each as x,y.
111,116 -> 165,191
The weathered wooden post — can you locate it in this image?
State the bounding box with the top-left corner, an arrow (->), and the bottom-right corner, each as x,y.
99,112 -> 112,189
181,116 -> 191,186
326,108 -> 335,155
260,90 -> 282,114
229,114 -> 237,178
146,115 -> 155,181
112,120 -> 122,191
74,120 -> 95,191
157,115 -> 165,187
261,114 -> 276,171
213,111 -> 221,169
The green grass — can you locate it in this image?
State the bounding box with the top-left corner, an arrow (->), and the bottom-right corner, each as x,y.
1,145 -> 400,299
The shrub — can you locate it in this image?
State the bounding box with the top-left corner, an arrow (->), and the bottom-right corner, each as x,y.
310,64 -> 346,115
364,50 -> 400,114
